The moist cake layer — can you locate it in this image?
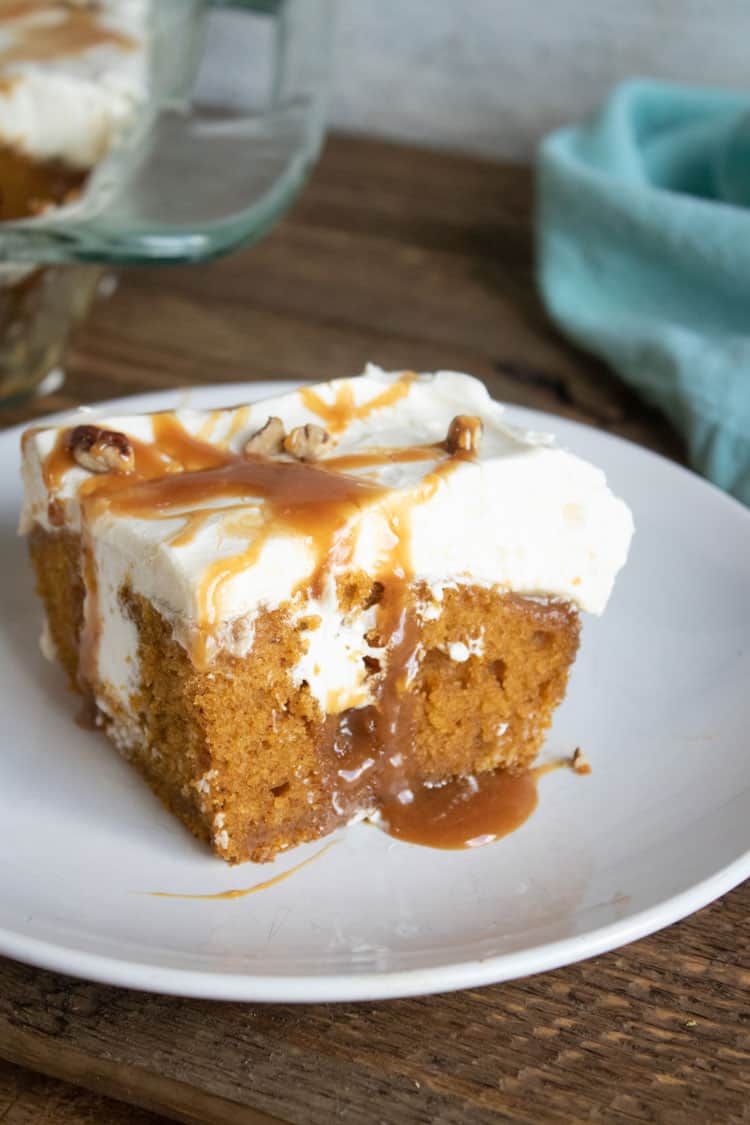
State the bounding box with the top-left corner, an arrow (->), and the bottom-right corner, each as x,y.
28,526 -> 581,862
21,367 -> 634,861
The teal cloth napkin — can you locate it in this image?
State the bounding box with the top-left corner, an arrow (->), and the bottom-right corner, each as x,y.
537,79 -> 750,505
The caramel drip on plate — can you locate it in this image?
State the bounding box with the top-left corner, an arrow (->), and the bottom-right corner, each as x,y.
144,842 -> 335,900
299,373 -> 416,435
380,769 -> 539,849
0,3 -> 137,66
332,755 -> 580,852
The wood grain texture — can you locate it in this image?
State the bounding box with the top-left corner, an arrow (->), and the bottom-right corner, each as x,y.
0,1058 -> 170,1125
1,906 -> 749,1125
0,134 -> 746,1125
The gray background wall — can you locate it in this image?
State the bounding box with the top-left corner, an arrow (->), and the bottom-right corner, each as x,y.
327,0 -> 748,159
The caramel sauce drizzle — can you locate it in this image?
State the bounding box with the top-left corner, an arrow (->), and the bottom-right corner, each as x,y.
196,410 -> 224,443
299,373 -> 416,435
38,391 -> 576,853
0,2 -> 137,66
323,444 -> 441,474
166,503 -> 264,551
42,409 -> 418,670
102,453 -> 390,631
223,404 -> 253,446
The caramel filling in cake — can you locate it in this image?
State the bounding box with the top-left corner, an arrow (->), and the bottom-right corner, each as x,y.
27,393 -> 583,863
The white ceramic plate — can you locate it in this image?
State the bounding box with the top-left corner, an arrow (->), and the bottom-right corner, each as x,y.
1,382 -> 749,1002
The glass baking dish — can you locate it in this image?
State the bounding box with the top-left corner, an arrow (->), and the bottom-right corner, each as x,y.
0,0 -> 333,402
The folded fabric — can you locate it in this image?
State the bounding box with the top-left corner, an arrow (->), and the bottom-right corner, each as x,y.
537,79 -> 750,506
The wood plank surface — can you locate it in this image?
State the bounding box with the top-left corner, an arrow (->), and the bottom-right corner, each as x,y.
0,1058 -> 171,1125
0,134 -> 746,1125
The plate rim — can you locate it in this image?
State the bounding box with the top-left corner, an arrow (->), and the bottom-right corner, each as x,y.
0,848 -> 748,1001
2,380 -> 749,1002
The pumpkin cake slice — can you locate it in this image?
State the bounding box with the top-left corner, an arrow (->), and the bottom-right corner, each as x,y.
19,367 -> 634,862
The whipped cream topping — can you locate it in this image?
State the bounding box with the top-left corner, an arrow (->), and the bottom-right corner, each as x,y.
20,367 -> 634,718
0,0 -> 149,168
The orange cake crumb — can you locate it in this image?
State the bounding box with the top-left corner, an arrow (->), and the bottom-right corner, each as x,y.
29,527 -> 578,862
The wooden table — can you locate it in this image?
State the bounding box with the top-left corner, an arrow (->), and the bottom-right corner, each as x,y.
1,135 -> 747,1125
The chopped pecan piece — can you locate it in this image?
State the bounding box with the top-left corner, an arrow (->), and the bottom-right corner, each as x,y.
243,416 -> 285,456
284,423 -> 331,461
446,414 -> 483,455
67,424 -> 134,474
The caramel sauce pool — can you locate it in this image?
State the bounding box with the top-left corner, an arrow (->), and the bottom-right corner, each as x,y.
380,769 -> 539,850
367,758 -> 576,851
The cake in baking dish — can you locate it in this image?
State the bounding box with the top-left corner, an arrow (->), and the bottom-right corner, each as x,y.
0,0 -> 151,220
19,367 -> 633,862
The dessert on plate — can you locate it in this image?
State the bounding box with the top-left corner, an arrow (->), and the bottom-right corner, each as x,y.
19,367 -> 634,862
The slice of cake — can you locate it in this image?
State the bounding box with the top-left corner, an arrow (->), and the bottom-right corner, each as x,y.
0,0 -> 150,220
19,367 -> 634,862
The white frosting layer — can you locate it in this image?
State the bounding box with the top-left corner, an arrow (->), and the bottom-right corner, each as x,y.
0,1 -> 148,167
21,367 -> 634,717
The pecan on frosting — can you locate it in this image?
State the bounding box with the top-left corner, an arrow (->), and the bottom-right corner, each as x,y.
243,416 -> 285,457
283,423 -> 332,461
446,414 -> 483,455
243,416 -> 332,461
67,424 -> 135,474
